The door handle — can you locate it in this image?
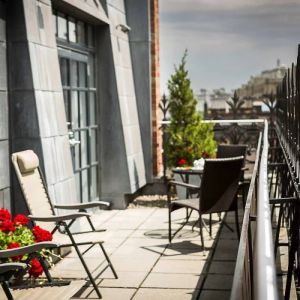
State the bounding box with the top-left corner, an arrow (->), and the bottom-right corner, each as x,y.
69,138 -> 81,147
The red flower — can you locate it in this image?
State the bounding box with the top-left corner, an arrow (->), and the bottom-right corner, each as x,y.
28,258 -> 43,278
13,214 -> 28,226
178,158 -> 188,166
32,226 -> 52,242
202,152 -> 210,158
0,208 -> 11,221
0,220 -> 16,233
7,242 -> 23,261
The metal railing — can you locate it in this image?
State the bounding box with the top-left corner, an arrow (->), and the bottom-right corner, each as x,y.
230,120 -> 278,300
159,96 -> 279,299
274,44 -> 300,299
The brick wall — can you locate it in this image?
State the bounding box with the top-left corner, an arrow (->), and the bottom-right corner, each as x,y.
151,0 -> 162,176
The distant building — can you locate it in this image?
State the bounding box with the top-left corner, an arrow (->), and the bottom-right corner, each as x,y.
236,60 -> 287,111
196,89 -> 209,113
208,88 -> 232,114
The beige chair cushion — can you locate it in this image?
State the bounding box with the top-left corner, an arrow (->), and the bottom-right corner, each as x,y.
16,150 -> 39,174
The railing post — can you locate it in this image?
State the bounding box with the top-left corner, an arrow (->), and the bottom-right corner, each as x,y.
159,94 -> 169,184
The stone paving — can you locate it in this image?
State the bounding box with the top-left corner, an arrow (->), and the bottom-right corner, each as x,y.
3,207 -> 241,300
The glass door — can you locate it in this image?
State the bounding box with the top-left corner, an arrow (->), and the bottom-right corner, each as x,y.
54,11 -> 98,202
58,48 -> 98,203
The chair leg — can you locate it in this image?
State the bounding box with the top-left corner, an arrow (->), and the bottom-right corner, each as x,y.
198,214 -> 205,251
234,209 -> 240,240
63,224 -> 102,299
2,281 -> 13,300
168,206 -> 172,243
209,214 -> 212,237
99,243 -> 118,279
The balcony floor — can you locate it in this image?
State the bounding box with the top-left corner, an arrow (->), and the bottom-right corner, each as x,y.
2,207 -> 241,300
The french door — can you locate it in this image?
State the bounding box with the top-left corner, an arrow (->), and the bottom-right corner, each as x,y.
58,48 -> 99,202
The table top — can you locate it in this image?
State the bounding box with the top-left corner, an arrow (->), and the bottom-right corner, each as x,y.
172,167 -> 203,175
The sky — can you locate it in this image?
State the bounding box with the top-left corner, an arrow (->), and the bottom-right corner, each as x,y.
159,0 -> 300,94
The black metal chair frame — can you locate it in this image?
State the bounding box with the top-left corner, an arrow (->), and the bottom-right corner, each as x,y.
0,242 -> 68,300
168,156 -> 244,250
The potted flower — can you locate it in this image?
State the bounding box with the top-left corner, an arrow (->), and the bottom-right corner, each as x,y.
0,208 -> 53,278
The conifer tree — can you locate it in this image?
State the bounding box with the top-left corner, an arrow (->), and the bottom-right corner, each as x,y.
166,50 -> 216,167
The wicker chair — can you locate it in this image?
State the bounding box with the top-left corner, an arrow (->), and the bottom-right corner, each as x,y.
168,156 -> 244,250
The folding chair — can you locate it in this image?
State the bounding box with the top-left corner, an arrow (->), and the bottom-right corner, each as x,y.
12,150 -> 118,299
0,242 -> 64,300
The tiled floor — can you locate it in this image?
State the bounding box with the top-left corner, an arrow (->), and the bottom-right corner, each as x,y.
3,207 -> 242,300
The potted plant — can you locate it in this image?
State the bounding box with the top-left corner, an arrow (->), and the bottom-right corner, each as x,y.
166,50 -> 216,169
0,208 -> 54,279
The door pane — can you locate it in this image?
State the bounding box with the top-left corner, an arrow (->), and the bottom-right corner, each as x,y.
77,21 -> 85,45
79,62 -> 87,87
74,131 -> 80,169
90,166 -> 98,200
75,172 -> 81,200
70,60 -> 78,87
90,128 -> 97,163
88,55 -> 95,87
57,13 -> 67,40
79,92 -> 87,127
71,91 -> 79,129
80,130 -> 88,167
68,17 -> 77,43
81,170 -> 89,202
89,92 -> 96,125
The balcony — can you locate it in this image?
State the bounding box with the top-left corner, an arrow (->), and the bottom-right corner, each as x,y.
3,117 -> 296,300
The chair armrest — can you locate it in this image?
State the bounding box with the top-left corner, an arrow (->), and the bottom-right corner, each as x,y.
53,201 -> 110,210
0,242 -> 59,259
28,213 -> 91,223
169,180 -> 200,190
0,263 -> 27,274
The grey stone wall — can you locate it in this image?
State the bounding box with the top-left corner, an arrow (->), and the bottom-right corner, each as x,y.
98,0 -> 147,208
7,0 -> 77,214
125,0 -> 152,182
0,1 -> 10,210
3,0 -> 151,211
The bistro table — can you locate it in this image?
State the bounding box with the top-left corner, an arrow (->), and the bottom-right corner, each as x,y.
172,167 -> 203,197
172,167 -> 206,230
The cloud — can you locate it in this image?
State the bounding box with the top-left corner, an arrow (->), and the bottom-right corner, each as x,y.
159,0 -> 300,91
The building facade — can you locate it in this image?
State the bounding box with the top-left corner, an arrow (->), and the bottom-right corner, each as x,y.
0,0 -> 160,212
236,60 -> 286,110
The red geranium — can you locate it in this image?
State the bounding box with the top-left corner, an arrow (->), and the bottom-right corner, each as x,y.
202,152 -> 210,158
0,220 -> 16,233
7,242 -> 23,261
178,158 -> 188,166
28,258 -> 43,278
13,214 -> 28,226
32,226 -> 53,242
0,208 -> 12,221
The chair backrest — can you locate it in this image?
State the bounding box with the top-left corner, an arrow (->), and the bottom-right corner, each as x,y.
200,156 -> 244,214
11,150 -> 55,231
217,144 -> 247,162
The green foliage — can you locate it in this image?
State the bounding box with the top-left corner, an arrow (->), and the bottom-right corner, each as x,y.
0,226 -> 35,250
166,50 -> 216,167
7,226 -> 35,247
226,90 -> 245,118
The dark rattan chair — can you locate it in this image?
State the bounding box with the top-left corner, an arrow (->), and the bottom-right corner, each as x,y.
168,156 -> 244,249
217,144 -> 248,206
